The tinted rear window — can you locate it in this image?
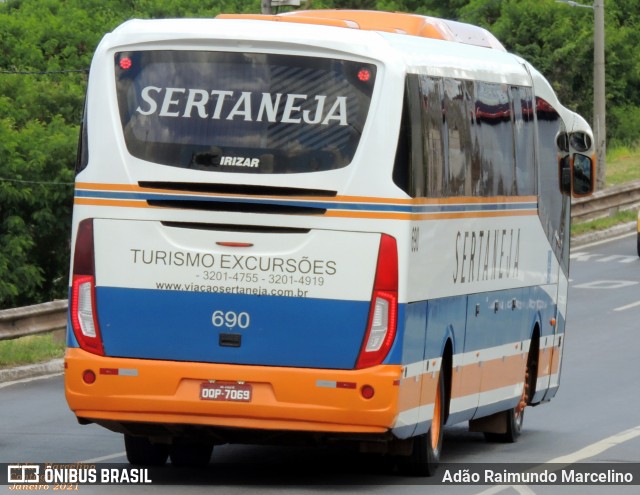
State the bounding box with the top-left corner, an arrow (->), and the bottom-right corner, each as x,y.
115,51 -> 376,173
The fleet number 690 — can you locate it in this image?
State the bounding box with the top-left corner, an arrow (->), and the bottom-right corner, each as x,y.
211,310 -> 250,329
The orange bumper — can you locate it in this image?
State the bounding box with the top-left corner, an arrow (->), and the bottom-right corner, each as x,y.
64,348 -> 402,434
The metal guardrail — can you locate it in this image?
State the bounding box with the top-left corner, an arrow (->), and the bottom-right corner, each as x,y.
571,179 -> 640,223
0,300 -> 68,342
0,182 -> 638,342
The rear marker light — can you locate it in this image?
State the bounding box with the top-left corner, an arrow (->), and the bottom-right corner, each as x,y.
358,68 -> 371,82
361,385 -> 375,399
82,370 -> 96,384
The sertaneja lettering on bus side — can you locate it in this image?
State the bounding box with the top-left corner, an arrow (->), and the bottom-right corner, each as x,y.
453,228 -> 521,284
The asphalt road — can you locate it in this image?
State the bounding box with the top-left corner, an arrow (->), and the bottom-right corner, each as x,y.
1,232 -> 639,494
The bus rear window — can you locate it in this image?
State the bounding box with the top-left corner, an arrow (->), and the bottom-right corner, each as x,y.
115,51 -> 376,173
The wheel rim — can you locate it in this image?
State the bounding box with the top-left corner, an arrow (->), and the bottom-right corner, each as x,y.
513,367 -> 530,432
430,379 -> 442,451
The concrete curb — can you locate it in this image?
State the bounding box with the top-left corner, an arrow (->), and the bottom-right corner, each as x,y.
571,221 -> 636,247
0,358 -> 64,384
1,223 -> 637,386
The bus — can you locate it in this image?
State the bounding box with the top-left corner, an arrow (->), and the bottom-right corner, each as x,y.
65,10 -> 595,476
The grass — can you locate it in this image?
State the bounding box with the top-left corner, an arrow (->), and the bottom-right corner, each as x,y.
605,145 -> 640,186
0,332 -> 66,369
571,209 -> 637,237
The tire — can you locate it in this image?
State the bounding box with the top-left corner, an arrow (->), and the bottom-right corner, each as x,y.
484,355 -> 531,443
398,371 -> 444,476
483,407 -> 524,443
169,437 -> 214,467
124,434 -> 169,466
637,232 -> 640,258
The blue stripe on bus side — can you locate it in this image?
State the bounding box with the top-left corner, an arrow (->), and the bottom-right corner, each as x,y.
404,286 -> 558,359
94,287 -> 380,369
396,286 -> 560,431
74,189 -> 536,215
74,190 -> 411,212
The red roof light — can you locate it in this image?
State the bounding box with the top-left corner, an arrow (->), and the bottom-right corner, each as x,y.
358,69 -> 371,82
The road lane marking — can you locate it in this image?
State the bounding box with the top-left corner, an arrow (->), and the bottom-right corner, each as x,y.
573,280 -> 638,289
474,424 -> 640,495
514,486 -> 536,495
614,300 -> 640,312
597,254 -> 637,263
545,425 -> 640,464
78,452 -> 127,463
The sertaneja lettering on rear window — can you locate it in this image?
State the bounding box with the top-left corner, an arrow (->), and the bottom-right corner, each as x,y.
115,51 -> 376,173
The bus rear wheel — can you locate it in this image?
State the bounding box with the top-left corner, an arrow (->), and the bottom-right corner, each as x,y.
124,434 -> 169,466
484,366 -> 529,443
398,371 -> 444,476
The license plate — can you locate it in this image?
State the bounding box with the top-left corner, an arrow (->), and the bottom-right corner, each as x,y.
200,382 -> 252,402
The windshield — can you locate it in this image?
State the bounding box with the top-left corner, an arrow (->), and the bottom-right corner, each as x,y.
115,50 -> 376,174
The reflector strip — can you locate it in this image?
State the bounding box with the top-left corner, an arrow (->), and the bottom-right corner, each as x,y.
99,368 -> 139,376
316,380 -> 357,389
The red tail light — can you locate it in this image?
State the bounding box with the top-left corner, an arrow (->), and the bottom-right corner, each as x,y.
70,219 -> 104,356
356,234 -> 398,369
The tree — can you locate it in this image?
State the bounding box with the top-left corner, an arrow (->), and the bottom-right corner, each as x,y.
2,0 -> 640,307
0,0 -> 261,308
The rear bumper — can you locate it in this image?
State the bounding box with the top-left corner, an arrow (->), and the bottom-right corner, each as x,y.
64,348 -> 402,435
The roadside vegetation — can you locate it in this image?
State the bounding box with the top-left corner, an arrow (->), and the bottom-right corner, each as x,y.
2,0 -> 640,310
570,145 -> 640,236
0,333 -> 66,368
605,146 -> 640,186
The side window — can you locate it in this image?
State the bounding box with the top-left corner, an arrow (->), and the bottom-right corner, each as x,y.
392,75 -> 424,197
443,78 -> 468,197
392,90 -> 411,195
510,86 -> 536,195
395,75 -> 538,201
420,76 -> 445,197
474,81 -> 515,196
536,97 -> 570,272
76,97 -> 89,175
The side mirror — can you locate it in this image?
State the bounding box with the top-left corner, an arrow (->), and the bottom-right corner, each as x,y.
572,153 -> 594,196
570,132 -> 592,153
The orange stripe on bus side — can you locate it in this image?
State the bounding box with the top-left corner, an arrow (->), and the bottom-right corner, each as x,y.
73,198 -> 147,208
75,182 -> 537,208
397,353 -> 528,417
